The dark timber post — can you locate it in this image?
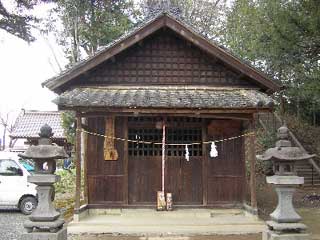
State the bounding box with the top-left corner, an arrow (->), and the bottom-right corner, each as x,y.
250,115 -> 257,209
82,117 -> 88,204
75,115 -> 82,211
202,119 -> 208,206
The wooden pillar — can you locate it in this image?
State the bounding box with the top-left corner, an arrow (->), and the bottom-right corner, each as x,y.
123,117 -> 129,205
75,115 -> 82,211
249,115 -> 257,209
82,117 -> 88,204
202,119 -> 208,206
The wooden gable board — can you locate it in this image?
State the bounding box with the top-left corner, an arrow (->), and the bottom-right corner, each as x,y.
43,13 -> 281,93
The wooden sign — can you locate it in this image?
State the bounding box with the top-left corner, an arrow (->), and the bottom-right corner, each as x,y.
157,191 -> 166,211
166,193 -> 173,211
104,116 -> 119,161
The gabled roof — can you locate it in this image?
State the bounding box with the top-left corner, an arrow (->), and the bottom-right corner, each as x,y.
10,110 -> 65,139
42,11 -> 281,93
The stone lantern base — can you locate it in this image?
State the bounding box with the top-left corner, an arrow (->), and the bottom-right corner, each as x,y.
263,175 -> 310,240
263,221 -> 310,239
263,229 -> 310,240
21,227 -> 67,240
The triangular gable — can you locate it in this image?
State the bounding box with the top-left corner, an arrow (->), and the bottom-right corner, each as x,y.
43,12 -> 281,93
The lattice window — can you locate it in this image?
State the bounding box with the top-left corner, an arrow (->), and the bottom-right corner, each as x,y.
128,117 -> 202,157
128,128 -> 162,156
167,128 -> 202,157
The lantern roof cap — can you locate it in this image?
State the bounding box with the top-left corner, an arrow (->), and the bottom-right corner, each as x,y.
19,124 -> 68,160
257,125 -> 316,162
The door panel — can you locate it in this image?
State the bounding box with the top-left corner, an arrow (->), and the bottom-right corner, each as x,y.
207,120 -> 245,203
127,117 -> 203,205
166,156 -> 202,204
128,156 -> 161,204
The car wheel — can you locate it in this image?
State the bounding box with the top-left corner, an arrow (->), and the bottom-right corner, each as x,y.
19,196 -> 37,215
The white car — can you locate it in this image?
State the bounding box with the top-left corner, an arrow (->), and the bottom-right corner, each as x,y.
0,152 -> 37,214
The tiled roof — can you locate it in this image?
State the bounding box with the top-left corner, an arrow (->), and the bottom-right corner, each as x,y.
10,110 -> 65,139
54,86 -> 274,109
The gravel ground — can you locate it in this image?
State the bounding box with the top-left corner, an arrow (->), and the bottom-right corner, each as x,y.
0,208 -> 27,240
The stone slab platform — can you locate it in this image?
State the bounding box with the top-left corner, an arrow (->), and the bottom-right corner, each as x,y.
68,208 -> 266,236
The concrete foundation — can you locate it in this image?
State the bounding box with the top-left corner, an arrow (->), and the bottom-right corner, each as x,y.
263,230 -> 310,240
68,208 -> 266,236
21,227 -> 67,240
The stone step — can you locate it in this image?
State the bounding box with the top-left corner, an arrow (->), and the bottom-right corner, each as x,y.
68,209 -> 265,235
68,223 -> 266,235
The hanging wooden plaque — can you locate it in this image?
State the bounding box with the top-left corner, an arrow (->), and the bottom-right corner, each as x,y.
104,116 -> 119,161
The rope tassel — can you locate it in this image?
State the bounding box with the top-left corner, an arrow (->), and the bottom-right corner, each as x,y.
210,142 -> 218,158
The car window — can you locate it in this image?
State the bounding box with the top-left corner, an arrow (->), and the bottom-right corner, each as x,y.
0,159 -> 22,176
19,159 -> 34,172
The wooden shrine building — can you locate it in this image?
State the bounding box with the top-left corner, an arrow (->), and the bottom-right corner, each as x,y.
43,12 -> 281,212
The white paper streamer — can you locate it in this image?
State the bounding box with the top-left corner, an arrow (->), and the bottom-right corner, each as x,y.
185,144 -> 190,161
210,142 -> 218,158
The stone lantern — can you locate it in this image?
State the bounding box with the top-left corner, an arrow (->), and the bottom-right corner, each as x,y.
257,125 -> 315,240
19,124 -> 68,240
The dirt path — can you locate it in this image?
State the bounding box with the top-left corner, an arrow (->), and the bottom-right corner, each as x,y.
298,208 -> 320,240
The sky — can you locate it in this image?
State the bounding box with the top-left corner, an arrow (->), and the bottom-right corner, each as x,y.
0,2 -> 68,146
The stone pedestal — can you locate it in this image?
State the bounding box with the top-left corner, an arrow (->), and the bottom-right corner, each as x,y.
264,176 -> 310,240
267,176 -> 303,223
21,228 -> 67,240
263,230 -> 310,240
28,175 -> 61,222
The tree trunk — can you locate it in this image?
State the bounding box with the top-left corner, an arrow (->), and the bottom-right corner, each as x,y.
2,128 -> 6,150
312,100 -> 316,126
297,96 -> 300,120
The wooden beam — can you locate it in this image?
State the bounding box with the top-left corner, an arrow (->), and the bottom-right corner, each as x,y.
249,115 -> 257,209
76,112 -> 254,120
59,106 -> 271,114
75,115 -> 82,211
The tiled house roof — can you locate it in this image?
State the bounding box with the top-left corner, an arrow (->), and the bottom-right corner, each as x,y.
55,86 -> 274,109
10,110 -> 65,139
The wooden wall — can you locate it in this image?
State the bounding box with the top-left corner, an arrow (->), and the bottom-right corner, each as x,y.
86,116 -> 245,206
73,30 -> 255,87
86,116 -> 126,204
206,120 -> 245,203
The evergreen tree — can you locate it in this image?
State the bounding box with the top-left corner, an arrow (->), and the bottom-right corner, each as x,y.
225,0 -> 320,123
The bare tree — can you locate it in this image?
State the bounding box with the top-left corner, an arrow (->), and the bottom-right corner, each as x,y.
0,112 -> 16,150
